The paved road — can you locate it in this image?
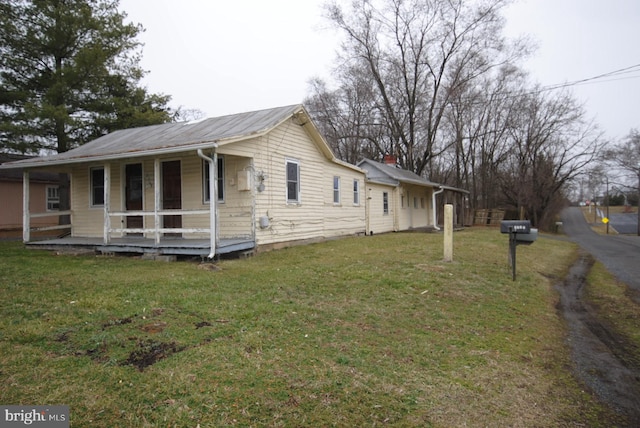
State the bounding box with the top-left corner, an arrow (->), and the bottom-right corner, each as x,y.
561,207 -> 640,299
610,212 -> 639,235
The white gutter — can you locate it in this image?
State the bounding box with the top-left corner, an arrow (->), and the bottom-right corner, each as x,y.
197,147 -> 218,259
432,186 -> 445,231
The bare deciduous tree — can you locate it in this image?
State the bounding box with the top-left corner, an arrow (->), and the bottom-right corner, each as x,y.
603,129 -> 640,234
603,129 -> 640,187
308,0 -> 604,230
499,88 -> 602,228
321,0 -> 517,175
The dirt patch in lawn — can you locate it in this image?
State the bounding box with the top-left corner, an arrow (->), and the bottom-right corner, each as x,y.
122,339 -> 186,371
54,308 -> 232,371
556,251 -> 640,425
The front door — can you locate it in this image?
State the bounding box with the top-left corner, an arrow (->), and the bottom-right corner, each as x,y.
125,163 -> 143,235
162,160 -> 182,237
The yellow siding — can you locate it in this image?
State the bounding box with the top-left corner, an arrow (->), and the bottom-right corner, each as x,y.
216,156 -> 254,239
365,182 -> 396,234
397,184 -> 433,230
322,164 -> 366,237
71,164 -> 109,237
220,119 -> 366,246
67,117 -> 366,245
177,156 -> 208,237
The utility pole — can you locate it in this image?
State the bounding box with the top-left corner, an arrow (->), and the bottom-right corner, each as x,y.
637,163 -> 640,236
606,176 -> 609,235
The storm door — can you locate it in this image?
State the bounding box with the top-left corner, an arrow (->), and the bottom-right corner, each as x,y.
162,160 -> 182,237
125,163 -> 144,236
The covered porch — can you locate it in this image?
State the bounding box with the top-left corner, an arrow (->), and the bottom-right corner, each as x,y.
19,149 -> 257,258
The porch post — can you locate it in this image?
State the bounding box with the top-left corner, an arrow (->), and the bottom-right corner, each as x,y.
103,163 -> 110,244
22,170 -> 30,243
154,158 -> 161,245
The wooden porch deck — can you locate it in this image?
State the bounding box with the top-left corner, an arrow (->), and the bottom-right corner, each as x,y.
27,236 -> 255,257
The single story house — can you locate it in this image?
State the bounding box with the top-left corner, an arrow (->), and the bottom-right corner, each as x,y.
0,105 -> 366,256
0,153 -> 60,237
0,105 -> 467,257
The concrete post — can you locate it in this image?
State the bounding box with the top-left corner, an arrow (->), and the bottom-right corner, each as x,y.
444,203 -> 453,262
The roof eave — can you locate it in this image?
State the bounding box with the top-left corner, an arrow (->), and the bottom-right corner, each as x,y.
0,141 -> 221,169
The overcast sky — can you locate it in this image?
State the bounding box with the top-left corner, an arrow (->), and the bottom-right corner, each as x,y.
119,0 -> 640,141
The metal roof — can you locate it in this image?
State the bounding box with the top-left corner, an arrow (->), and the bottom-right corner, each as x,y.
357,158 -> 441,187
357,158 -> 469,194
0,105 -> 304,169
0,153 -> 60,182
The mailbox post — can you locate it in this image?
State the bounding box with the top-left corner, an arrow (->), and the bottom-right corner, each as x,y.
500,220 -> 538,280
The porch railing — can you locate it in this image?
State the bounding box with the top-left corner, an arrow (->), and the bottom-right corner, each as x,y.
22,210 -> 72,242
106,209 -> 215,245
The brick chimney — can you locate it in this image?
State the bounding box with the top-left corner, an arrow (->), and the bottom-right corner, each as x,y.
383,154 -> 396,166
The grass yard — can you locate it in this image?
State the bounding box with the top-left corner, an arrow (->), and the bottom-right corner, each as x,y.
0,229 -> 618,426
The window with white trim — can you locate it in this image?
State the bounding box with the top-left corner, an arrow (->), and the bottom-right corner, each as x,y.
286,159 -> 300,203
353,180 -> 360,205
46,186 -> 59,211
333,176 -> 340,204
203,157 -> 225,203
90,167 -> 104,207
383,192 -> 389,215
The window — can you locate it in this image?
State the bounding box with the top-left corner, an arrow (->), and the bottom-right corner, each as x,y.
333,176 -> 340,204
353,180 -> 360,205
286,159 -> 300,203
420,197 -> 425,209
90,167 -> 104,206
383,192 -> 389,215
203,157 -> 224,203
414,197 -> 418,209
46,186 -> 59,211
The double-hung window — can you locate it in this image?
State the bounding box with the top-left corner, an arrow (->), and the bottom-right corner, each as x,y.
46,186 -> 59,211
333,176 -> 340,204
90,167 -> 105,207
353,180 -> 360,205
286,159 -> 300,203
383,192 -> 389,215
203,156 -> 225,203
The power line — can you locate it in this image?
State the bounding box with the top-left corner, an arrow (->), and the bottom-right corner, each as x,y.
539,63 -> 640,92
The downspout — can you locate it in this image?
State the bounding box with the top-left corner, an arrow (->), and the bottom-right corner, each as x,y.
23,170 -> 30,243
197,147 -> 218,259
432,186 -> 444,231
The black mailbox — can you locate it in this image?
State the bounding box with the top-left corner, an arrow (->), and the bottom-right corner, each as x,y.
500,220 -> 537,281
500,220 -> 531,234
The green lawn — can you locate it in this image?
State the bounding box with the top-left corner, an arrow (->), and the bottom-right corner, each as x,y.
0,230 -> 618,426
